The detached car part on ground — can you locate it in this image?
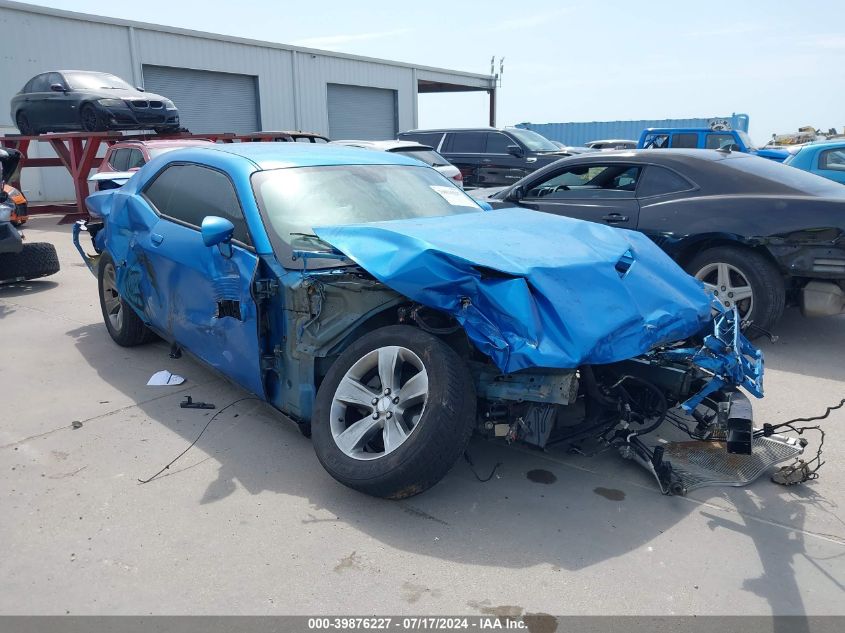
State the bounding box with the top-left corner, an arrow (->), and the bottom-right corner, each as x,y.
73,143 -> 804,499
0,148 -> 59,284
473,149 -> 845,333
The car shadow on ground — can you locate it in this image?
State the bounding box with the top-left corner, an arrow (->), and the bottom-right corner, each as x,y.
0,280 -> 59,319
59,320 -> 842,617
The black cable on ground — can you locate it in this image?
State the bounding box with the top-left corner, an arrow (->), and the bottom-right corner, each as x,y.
137,396 -> 263,484
463,450 -> 502,483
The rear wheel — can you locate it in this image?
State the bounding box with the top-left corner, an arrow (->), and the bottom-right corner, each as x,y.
15,112 -> 35,136
98,253 -> 156,346
311,325 -> 476,499
686,246 -> 785,333
0,242 -> 59,283
80,103 -> 104,132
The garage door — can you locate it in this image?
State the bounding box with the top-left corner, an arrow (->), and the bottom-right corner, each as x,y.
327,84 -> 397,140
142,65 -> 259,134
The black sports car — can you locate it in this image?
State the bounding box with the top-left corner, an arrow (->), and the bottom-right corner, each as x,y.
10,70 -> 180,135
473,149 -> 845,332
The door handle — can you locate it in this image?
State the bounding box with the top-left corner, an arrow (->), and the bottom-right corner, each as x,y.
602,213 -> 629,223
150,233 -> 164,246
481,158 -> 492,163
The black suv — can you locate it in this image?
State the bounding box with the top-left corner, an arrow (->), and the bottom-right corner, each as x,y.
397,127 -> 569,188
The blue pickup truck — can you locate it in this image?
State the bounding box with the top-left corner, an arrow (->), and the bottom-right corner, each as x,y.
638,128 -> 789,162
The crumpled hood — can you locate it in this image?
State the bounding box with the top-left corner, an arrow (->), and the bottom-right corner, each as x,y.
315,209 -> 712,372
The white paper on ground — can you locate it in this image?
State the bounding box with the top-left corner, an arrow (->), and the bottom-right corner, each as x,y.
147,370 -> 186,386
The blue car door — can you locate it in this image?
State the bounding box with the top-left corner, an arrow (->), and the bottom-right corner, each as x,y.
138,163 -> 266,397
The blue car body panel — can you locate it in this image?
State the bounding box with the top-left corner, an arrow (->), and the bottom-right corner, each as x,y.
315,208 -> 713,372
784,141 -> 845,185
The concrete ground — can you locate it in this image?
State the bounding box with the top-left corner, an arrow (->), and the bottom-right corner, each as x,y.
1,215 -> 844,617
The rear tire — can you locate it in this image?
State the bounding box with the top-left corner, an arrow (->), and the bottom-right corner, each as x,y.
311,325 -> 476,499
98,253 -> 156,346
0,242 -> 60,283
686,246 -> 785,333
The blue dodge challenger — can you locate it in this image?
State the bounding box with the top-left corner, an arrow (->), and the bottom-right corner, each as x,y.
73,142 -> 799,498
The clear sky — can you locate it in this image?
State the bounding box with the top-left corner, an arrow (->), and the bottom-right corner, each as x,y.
27,0 -> 845,143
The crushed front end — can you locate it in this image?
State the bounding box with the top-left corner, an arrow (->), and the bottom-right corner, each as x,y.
472,306 -> 802,495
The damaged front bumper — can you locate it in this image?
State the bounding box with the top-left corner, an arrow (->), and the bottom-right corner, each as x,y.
474,306 -> 801,496
72,220 -> 103,275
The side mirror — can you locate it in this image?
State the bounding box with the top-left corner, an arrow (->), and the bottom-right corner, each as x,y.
50,83 -> 66,93
476,200 -> 493,212
506,185 -> 525,202
136,86 -> 146,92
201,216 -> 234,257
507,144 -> 524,157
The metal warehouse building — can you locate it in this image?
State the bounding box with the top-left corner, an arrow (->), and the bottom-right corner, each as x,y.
0,0 -> 494,200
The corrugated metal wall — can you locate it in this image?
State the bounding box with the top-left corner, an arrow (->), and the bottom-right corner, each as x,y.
516,115 -> 750,146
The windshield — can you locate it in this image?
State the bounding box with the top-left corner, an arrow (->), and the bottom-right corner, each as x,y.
736,130 -> 758,151
65,72 -> 134,91
393,148 -> 450,167
506,128 -> 560,152
252,164 -> 481,267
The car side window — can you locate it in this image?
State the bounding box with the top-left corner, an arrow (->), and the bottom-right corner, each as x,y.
643,134 -> 669,149
445,132 -> 485,153
29,74 -> 50,93
819,149 -> 845,171
143,164 -> 252,245
525,164 -> 642,199
109,149 -> 129,171
671,133 -> 698,148
126,149 -> 146,170
485,132 -> 512,154
400,133 -> 444,150
637,166 -> 694,197
47,73 -> 66,90
706,133 -> 735,149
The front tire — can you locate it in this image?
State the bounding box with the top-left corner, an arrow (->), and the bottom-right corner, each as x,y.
80,103 -> 105,132
98,253 -> 155,346
686,246 -> 785,333
0,242 -> 59,283
311,325 -> 476,499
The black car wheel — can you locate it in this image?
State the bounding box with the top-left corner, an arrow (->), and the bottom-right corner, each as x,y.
686,246 -> 785,333
15,112 -> 34,136
80,103 -> 105,132
98,253 -> 156,346
311,325 -> 476,499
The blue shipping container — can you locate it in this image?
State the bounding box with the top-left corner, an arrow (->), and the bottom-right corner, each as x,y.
516,114 -> 749,146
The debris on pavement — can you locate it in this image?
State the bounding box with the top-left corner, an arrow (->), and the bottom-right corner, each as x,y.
180,396 -> 215,410
146,370 -> 186,386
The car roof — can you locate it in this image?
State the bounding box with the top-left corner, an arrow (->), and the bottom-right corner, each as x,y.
333,140 -> 434,151
400,127 -> 519,133
641,128 -> 735,134
798,140 -> 845,150
166,141 -> 424,169
571,148 -> 736,163
111,139 -> 214,149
